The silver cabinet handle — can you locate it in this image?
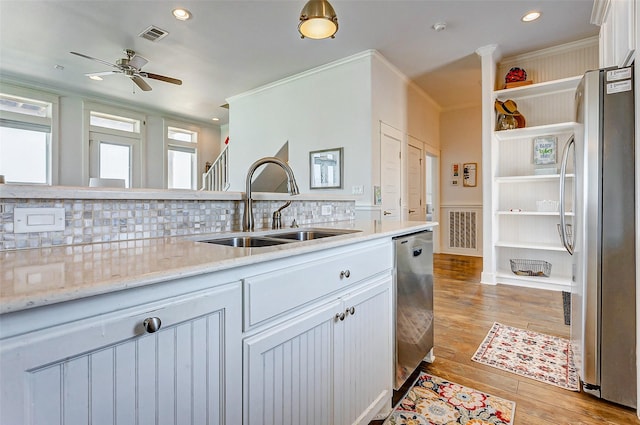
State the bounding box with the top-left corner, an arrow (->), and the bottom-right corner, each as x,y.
346,306 -> 355,316
340,270 -> 351,279
335,312 -> 346,321
383,211 -> 392,216
143,317 -> 162,333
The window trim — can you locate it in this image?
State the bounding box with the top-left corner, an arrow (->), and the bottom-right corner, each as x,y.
0,84 -> 59,185
164,120 -> 200,190
83,102 -> 146,187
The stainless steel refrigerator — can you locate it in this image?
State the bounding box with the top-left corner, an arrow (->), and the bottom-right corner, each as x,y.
559,65 -> 636,408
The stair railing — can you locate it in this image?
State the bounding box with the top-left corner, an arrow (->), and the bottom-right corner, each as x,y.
201,145 -> 230,191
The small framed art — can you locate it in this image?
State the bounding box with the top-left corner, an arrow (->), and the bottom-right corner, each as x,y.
310,147 -> 343,189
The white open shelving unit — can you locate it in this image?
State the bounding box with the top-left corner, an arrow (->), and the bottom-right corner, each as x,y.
488,75 -> 582,292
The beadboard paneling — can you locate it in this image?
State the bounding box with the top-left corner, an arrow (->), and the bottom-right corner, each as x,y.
496,37 -> 599,89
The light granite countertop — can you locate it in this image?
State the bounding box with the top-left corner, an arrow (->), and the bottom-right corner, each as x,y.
0,220 -> 437,314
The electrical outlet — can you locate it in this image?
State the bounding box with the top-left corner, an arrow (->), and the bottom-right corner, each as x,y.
351,185 -> 364,195
321,205 -> 332,216
14,207 -> 65,233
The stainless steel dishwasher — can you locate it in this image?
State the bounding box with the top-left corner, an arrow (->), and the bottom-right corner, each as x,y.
393,229 -> 434,389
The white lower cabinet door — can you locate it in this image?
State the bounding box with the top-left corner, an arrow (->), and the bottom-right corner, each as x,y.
243,299 -> 341,425
338,275 -> 393,425
243,274 -> 393,425
0,283 -> 242,425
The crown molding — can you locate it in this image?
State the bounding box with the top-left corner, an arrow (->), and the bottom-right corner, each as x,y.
590,0 -> 611,25
499,36 -> 599,65
227,50 -> 376,104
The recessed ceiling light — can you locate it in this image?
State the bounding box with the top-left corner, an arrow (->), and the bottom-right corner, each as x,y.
521,11 -> 541,22
432,22 -> 447,32
211,117 -> 220,121
172,8 -> 191,21
89,75 -> 103,81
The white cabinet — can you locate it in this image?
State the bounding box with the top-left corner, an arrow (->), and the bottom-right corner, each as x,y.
490,78 -> 581,291
597,0 -> 636,68
242,240 -> 393,425
0,281 -> 242,425
243,275 -> 392,425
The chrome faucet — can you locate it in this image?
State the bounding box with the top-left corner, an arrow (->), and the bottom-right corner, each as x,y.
243,157 -> 299,231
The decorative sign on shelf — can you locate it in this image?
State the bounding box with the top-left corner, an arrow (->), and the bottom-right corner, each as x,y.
533,136 -> 558,165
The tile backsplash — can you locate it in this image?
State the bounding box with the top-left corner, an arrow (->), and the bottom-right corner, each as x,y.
0,198 -> 355,250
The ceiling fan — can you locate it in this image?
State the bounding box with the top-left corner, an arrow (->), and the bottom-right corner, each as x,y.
69,49 -> 182,91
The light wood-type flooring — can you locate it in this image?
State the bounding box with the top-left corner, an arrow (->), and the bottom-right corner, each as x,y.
371,253 -> 639,425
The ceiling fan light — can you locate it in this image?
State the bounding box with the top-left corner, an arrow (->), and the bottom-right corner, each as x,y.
299,0 -> 338,39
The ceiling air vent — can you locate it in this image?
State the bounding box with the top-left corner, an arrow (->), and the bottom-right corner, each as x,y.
138,25 -> 169,42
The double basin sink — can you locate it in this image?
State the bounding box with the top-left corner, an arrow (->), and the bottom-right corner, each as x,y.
199,228 -> 360,248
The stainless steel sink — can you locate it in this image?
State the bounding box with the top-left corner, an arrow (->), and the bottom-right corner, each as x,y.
198,228 -> 361,248
199,236 -> 291,248
269,229 -> 359,241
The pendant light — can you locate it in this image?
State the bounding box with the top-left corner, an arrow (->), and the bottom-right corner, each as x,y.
298,0 -> 338,39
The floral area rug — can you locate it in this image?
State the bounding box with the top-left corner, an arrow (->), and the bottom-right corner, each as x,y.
384,373 -> 515,425
472,322 -> 579,391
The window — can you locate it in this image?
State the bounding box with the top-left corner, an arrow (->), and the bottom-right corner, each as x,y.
0,91 -> 56,184
86,104 -> 145,188
166,124 -> 197,190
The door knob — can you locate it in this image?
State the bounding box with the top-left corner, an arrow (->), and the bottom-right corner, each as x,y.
408,209 -> 416,214
383,211 -> 392,216
143,317 -> 162,333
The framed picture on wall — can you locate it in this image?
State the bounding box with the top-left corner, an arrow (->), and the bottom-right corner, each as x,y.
463,162 -> 477,187
310,148 -> 343,189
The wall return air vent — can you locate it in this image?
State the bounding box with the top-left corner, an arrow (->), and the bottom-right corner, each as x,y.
138,26 -> 169,42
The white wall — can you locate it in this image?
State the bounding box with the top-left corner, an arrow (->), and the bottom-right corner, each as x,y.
2,78 -> 221,188
227,50 -> 442,211
371,53 -> 441,205
439,105 -> 483,206
227,52 -> 372,200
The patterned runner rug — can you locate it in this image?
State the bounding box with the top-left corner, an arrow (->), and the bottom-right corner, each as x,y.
472,322 -> 579,391
384,373 -> 515,425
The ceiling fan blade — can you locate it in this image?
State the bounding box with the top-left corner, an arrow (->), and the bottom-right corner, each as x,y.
143,72 -> 182,86
85,70 -> 121,77
131,75 -> 152,91
70,51 -> 119,69
129,54 -> 148,70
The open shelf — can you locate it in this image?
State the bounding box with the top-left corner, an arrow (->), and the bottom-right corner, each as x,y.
495,174 -> 574,182
493,122 -> 578,141
495,270 -> 571,291
495,241 -> 568,251
496,211 -> 574,216
493,75 -> 582,99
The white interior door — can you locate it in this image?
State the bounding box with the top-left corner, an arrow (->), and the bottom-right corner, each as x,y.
380,123 -> 402,220
89,131 -> 141,188
407,143 -> 423,221
425,148 -> 440,253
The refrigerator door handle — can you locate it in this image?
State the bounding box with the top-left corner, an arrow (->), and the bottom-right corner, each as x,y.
559,135 -> 575,255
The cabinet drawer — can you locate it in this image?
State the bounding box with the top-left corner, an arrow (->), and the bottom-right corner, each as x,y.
244,242 -> 391,329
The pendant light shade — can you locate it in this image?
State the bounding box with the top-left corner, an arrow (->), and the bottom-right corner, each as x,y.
298,0 -> 338,39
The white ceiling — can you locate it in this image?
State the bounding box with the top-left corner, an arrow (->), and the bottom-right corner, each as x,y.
0,1 -> 598,125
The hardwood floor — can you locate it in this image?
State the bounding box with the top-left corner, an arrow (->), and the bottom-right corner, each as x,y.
371,253 -> 639,425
